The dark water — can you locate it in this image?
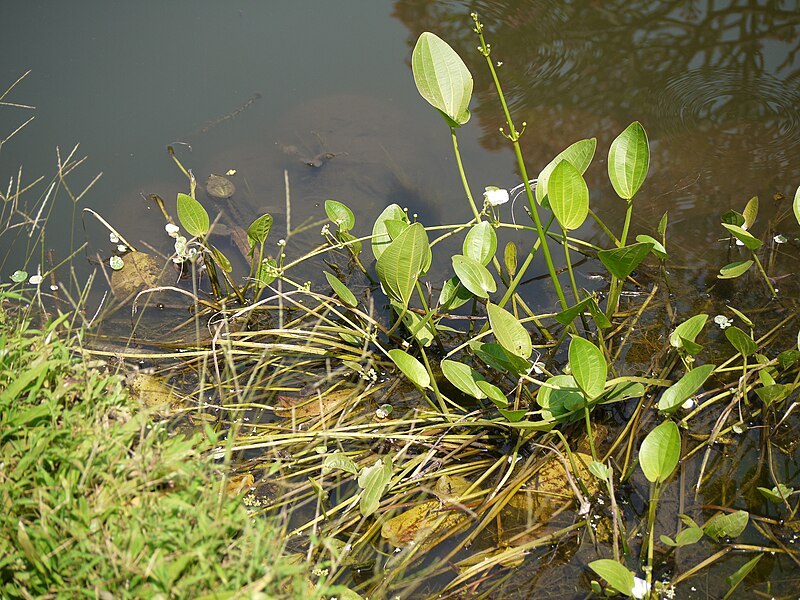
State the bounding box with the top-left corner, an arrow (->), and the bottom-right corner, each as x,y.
2,1 -> 799,598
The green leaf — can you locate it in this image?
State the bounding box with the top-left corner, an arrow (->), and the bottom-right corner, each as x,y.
755,383 -> 793,406
703,510 -> 749,541
471,341 -> 530,376
661,526 -> 704,547
568,336 -> 607,399
463,222 -> 497,266
498,408 -> 528,422
389,349 -> 431,390
726,305 -> 754,328
476,380 -> 508,408
324,272 -> 358,308
394,301 -> 435,347
247,213 -> 273,247
325,199 -> 355,231
635,234 -> 668,259
536,138 -> 597,204
742,196 -> 759,230
504,241 -> 517,276
555,297 -> 593,327
323,453 -> 359,475
548,160 -> 589,230
608,121 -> 649,200
722,223 -> 762,251
209,244 -> 232,272
588,559 -> 635,596
486,303 -> 532,360
670,314 -> 708,349
793,185 -> 800,226
371,204 -> 408,260
438,276 -> 472,311
176,193 -> 209,237
589,461 -> 611,482
358,458 -> 393,517
718,260 -> 754,279
337,230 -> 363,258
597,242 -> 653,279
725,554 -> 763,596
757,484 -> 794,504
725,326 -> 757,357
376,223 -> 429,310
441,359 -> 486,399
658,211 -> 668,240
601,381 -> 645,404
256,258 -> 278,286
721,209 -> 745,227
452,254 -> 496,298
639,421 -> 681,483
412,32 -> 473,126
658,364 -> 715,413
536,375 -> 585,422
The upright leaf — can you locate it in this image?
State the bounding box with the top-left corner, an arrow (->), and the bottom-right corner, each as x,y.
358,458 -> 393,517
725,326 -> 757,357
588,560 -> 635,597
176,193 -> 210,237
389,349 -> 431,389
324,272 -> 358,308
608,121 -> 650,200
640,421 -> 681,483
669,314 -> 708,349
452,254 -> 496,298
372,204 -> 408,260
598,242 -> 653,279
568,336 -> 607,399
463,222 -> 497,266
441,360 -> 486,399
247,213 -> 273,247
486,303 -> 532,359
548,160 -> 589,230
742,196 -> 759,230
325,200 -> 355,231
793,185 -> 800,226
412,32 -> 473,126
536,138 -> 597,204
722,223 -> 762,251
376,223 -> 429,311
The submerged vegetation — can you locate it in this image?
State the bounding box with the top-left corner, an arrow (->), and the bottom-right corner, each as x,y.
3,12 -> 800,599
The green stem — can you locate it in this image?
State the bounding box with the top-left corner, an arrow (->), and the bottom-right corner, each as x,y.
752,251 -> 778,297
451,128 -> 481,220
563,228 -> 581,305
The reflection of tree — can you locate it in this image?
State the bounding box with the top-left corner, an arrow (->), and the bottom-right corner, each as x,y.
393,0 -> 800,244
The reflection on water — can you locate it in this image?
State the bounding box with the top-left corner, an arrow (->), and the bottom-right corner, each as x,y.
394,0 -> 800,259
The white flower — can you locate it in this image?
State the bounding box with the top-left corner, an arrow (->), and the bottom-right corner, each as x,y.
682,397 -> 696,410
109,232 -> 120,244
484,186 -> 509,206
714,315 -> 732,329
50,284 -> 59,291
165,223 -> 180,238
631,576 -> 650,599
28,274 -> 43,285
117,244 -> 128,253
277,239 -> 286,247
774,234 -> 788,244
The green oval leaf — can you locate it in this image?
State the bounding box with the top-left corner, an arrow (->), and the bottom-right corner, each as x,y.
548,160 -> 589,231
476,380 -> 508,408
463,222 -> 497,266
441,359 -> 486,399
568,336 -> 607,399
438,276 -> 472,311
588,559 -> 635,596
640,420 -> 681,483
325,199 -> 355,231
597,242 -> 653,279
718,260 -> 754,279
247,213 -> 273,247
486,303 -> 532,360
669,314 -> 708,348
324,271 -> 358,308
742,196 -> 759,230
793,185 -> 799,226
358,457 -> 393,517
536,375 -> 584,421
725,326 -> 757,357
177,193 -> 209,237
635,234 -> 667,259
388,349 -> 431,390
376,223 -> 429,310
504,241 -> 517,276
412,32 -> 473,126
608,121 -> 650,200
323,453 -> 358,475
371,203 -> 408,260
703,510 -> 749,541
722,223 -> 762,251
209,244 -> 232,272
536,138 -> 597,204
658,364 -> 716,413
452,254 -> 496,298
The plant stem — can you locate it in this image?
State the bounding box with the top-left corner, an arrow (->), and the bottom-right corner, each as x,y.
451,129 -> 481,221
752,251 -> 778,297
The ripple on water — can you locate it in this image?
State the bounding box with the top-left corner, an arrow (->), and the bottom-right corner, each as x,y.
651,66 -> 800,170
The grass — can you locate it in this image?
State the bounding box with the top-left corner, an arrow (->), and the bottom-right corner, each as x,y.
0,295 -> 337,599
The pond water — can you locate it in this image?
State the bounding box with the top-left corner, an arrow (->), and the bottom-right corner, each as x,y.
2,1 -> 799,599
